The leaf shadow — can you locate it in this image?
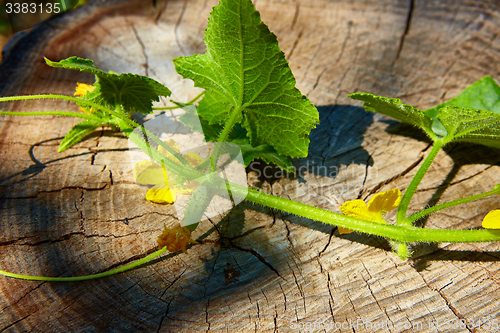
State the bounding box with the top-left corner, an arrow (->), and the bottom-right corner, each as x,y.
411,249 -> 500,272
0,131 -> 128,191
294,104 -> 375,181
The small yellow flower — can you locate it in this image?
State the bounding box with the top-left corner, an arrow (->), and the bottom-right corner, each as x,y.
482,210 -> 500,229
74,82 -> 95,97
133,139 -> 203,204
338,188 -> 401,234
74,82 -> 96,113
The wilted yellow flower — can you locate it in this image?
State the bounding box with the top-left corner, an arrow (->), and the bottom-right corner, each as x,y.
338,188 -> 401,234
157,223 -> 197,253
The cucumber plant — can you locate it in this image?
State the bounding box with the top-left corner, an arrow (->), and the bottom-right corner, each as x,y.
1,0 -> 500,281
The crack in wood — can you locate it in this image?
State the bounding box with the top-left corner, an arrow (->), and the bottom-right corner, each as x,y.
231,242 -> 283,279
393,0 -> 415,65
419,272 -> 474,333
290,0 -> 300,30
1,281 -> 45,314
174,0 -> 188,55
3,184 -> 108,200
0,229 -> 158,247
416,165 -> 496,192
287,30 -> 303,60
362,147 -> 427,201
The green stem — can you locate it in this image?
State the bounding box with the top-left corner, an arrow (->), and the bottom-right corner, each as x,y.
405,186 -> 500,224
0,247 -> 168,281
114,104 -> 191,167
152,105 -> 182,111
0,110 -> 102,121
397,140 -> 443,225
152,91 -> 205,110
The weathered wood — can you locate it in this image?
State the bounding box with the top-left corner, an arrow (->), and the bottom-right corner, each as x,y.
1,0 -> 500,331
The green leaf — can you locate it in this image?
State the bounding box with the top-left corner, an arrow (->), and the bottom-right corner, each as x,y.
58,119 -> 102,152
437,105 -> 500,147
45,57 -> 171,114
173,0 -> 319,158
424,76 -> 500,137
349,93 -> 435,139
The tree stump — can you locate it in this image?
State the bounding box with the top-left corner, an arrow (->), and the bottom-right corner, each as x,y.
1,0 -> 500,331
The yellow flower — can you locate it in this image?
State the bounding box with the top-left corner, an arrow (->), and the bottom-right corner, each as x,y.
338,188 -> 401,234
74,82 -> 95,97
74,82 -> 96,113
482,210 -> 500,229
133,139 -> 203,204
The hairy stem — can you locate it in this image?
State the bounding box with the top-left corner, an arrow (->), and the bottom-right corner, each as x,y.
405,186 -> 500,224
240,185 -> 500,243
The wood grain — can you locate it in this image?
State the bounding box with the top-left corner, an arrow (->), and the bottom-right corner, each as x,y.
1,0 -> 500,331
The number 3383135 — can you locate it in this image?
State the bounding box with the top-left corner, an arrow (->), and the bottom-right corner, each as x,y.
5,2 -> 61,14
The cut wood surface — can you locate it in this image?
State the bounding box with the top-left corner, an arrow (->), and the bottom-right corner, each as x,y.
1,0 -> 500,331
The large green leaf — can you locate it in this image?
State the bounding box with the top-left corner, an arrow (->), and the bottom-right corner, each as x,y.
349,93 -> 435,139
45,57 -> 171,114
173,0 -> 319,158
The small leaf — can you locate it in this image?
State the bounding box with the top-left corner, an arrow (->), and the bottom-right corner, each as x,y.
232,138 -> 294,173
173,0 -> 319,158
46,57 -> 171,114
429,76 -> 500,115
349,93 -> 435,139
58,119 -> 101,152
424,76 -> 500,137
437,105 -> 500,147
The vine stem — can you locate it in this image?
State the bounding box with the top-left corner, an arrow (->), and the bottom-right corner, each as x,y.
0,247 -> 168,281
239,185 -> 500,243
0,110 -> 102,121
397,140 -> 443,225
